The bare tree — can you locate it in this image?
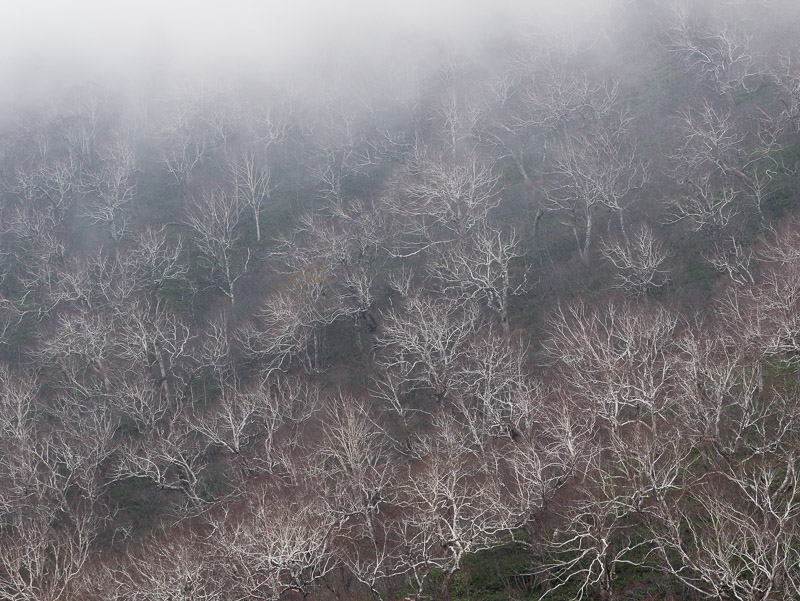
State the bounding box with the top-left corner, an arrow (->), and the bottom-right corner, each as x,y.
11,151 -> 83,228
400,413 -> 523,601
506,394 -> 592,521
110,379 -> 171,433
82,133 -> 137,242
717,241 -> 800,381
184,185 -> 249,309
651,466 -> 800,601
114,408 -> 210,515
770,52 -> 800,136
672,98 -> 782,223
103,531 -> 224,601
545,109 -> 648,263
116,296 -> 193,401
452,327 -> 539,445
275,198 -> 388,345
225,143 -> 274,243
483,46 -> 616,252
650,322 -> 800,601
0,500 -> 98,601
666,173 -> 739,233
313,395 -> 397,520
60,88 -> 106,162
545,300 -> 681,436
192,386 -> 263,461
427,223 -> 527,332
539,461 -> 642,601
0,370 -> 104,601
118,226 -> 188,297
34,308 -> 121,397
390,150 -> 501,250
665,1 -> 761,104
214,485 -> 338,600
761,220 -> 800,265
374,294 -> 482,405
536,296 -> 692,601
706,236 -> 756,285
600,223 -> 671,297
306,91 -> 388,203
156,96 -> 212,191
309,395 -> 404,599
429,55 -> 486,159
241,265 -> 340,373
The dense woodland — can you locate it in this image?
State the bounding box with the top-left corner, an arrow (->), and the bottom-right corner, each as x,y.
3,1 -> 800,600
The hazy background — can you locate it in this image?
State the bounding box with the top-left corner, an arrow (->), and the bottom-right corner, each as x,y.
0,0 -> 617,109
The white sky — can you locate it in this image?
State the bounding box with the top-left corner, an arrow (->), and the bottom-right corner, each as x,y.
0,0 -> 611,103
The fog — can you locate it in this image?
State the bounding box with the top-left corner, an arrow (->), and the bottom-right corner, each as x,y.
0,0 -> 617,110
4,2 -> 800,599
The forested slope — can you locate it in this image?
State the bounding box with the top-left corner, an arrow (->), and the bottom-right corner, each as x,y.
2,1 -> 800,600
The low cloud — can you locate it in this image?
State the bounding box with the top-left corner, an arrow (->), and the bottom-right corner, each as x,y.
0,0 -> 614,108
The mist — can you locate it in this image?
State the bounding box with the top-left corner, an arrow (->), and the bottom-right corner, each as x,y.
4,2 -> 800,600
0,0 -> 618,111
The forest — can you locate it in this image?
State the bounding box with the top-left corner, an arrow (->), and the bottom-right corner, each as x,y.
2,0 -> 800,600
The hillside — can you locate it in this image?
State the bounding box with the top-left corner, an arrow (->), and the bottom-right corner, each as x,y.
1,1 -> 800,600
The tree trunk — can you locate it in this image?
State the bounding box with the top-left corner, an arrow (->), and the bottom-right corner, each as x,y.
531,208 -> 544,257
617,209 -> 629,245
599,554 -> 614,601
795,351 -> 800,391
95,358 -> 112,394
440,570 -> 453,601
223,251 -> 236,308
599,571 -> 614,601
500,280 -> 510,333
727,165 -> 767,225
518,164 -> 544,257
582,207 -> 594,264
154,341 -> 170,400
